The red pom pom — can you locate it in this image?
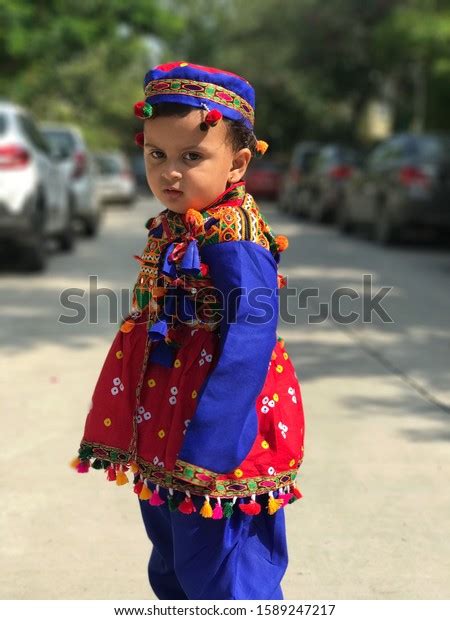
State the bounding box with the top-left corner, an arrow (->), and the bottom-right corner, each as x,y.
293,487 -> 303,499
106,466 -> 116,481
178,497 -> 197,514
205,109 -> 222,126
134,101 -> 153,119
239,500 -> 261,515
133,480 -> 144,495
200,262 -> 209,277
135,132 -> 144,148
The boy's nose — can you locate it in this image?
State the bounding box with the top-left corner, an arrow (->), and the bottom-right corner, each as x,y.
161,168 -> 182,183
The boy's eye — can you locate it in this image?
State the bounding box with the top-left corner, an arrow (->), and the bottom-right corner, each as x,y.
184,152 -> 201,161
149,150 -> 165,159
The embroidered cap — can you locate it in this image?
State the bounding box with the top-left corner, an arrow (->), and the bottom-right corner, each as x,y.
141,61 -> 255,129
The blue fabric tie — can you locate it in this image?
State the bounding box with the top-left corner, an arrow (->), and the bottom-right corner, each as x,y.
179,239 -> 201,276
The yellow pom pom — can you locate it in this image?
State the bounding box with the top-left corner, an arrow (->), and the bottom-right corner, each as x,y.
139,483 -> 152,500
200,497 -> 213,518
69,457 -> 81,469
275,234 -> 289,252
130,462 -> 140,474
267,495 -> 283,515
115,470 -> 129,486
256,140 -> 269,155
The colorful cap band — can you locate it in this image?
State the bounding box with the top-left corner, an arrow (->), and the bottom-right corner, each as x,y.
142,61 -> 255,129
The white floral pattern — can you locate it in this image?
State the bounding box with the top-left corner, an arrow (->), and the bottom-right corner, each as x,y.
198,348 -> 213,367
135,405 -> 152,424
111,376 -> 124,396
278,421 -> 288,439
260,395 -> 276,414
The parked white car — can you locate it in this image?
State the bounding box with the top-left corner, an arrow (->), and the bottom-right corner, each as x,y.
40,123 -> 102,237
0,101 -> 74,272
94,151 -> 137,206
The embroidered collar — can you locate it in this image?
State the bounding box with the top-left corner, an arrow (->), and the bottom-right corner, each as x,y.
164,181 -> 246,227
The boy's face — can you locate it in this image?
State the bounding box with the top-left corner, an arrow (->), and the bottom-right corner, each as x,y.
143,109 -> 250,213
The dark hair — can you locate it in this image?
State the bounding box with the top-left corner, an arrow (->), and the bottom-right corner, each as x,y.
147,102 -> 258,157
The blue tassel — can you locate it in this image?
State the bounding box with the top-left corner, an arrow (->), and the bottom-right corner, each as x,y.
161,243 -> 177,278
148,319 -> 168,341
179,239 -> 201,276
177,290 -> 197,322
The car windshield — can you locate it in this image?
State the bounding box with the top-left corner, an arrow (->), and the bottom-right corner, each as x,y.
0,114 -> 7,135
404,136 -> 450,161
96,155 -> 123,174
42,130 -> 76,153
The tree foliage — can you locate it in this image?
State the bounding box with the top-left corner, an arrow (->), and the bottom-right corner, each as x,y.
2,0 -> 450,153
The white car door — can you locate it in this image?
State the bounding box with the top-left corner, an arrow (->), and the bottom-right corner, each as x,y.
19,115 -> 66,233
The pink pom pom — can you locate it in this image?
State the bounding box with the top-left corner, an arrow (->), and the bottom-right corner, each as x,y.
76,460 -> 90,473
279,492 -> 293,506
149,488 -> 165,506
212,503 -> 224,519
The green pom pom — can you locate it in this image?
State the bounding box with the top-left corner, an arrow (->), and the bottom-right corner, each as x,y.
168,495 -> 180,512
223,502 -> 234,518
102,460 -> 111,469
79,446 -> 93,460
91,458 -> 103,470
288,496 -> 297,504
143,103 -> 153,118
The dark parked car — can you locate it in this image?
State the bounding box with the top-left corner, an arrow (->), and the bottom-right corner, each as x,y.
339,133 -> 450,244
245,158 -> 283,200
278,141 -> 320,214
297,144 -> 362,222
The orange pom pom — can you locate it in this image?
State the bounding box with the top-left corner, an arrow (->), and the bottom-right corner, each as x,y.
184,208 -> 204,232
275,235 -> 289,252
70,457 -> 81,469
256,140 -> 269,155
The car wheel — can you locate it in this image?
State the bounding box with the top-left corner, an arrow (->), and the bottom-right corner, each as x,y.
373,207 -> 399,245
123,194 -> 137,208
337,204 -> 354,234
83,211 -> 101,238
58,218 -> 76,252
21,216 -> 47,272
310,196 -> 326,223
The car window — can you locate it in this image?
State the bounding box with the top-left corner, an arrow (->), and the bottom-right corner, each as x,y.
18,115 -> 51,155
42,130 -> 76,155
95,156 -> 123,174
406,136 -> 450,161
0,114 -> 7,135
368,140 -> 401,168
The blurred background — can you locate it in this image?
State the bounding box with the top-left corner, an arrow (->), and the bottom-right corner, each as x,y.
1,0 -> 450,601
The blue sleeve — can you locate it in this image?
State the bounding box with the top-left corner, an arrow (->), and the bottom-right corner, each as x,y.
176,240 -> 279,474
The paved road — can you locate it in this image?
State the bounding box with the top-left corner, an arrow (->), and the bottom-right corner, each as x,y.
1,195 -> 449,599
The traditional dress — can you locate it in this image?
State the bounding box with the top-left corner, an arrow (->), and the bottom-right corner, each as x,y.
73,181 -> 305,505
72,60 -> 306,600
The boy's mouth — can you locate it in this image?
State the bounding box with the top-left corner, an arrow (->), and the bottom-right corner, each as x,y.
163,188 -> 183,198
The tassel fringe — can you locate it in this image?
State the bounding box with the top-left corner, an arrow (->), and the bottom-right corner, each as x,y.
70,455 -> 302,517
200,495 -> 213,518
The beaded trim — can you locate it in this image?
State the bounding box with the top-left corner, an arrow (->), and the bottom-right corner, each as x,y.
77,441 -> 301,499
144,78 -> 255,126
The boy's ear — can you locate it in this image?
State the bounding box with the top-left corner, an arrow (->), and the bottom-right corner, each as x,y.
228,148 -> 252,183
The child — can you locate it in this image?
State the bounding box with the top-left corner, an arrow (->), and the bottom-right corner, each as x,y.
72,61 -> 305,600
